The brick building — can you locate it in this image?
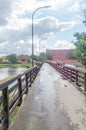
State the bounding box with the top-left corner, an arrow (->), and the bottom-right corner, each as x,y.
18,55 -> 28,62
47,49 -> 77,64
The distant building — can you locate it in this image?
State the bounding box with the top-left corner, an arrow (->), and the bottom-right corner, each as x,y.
18,55 -> 28,62
3,56 -> 9,62
47,49 -> 77,64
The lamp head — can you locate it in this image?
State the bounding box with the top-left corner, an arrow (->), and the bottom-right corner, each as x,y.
44,6 -> 51,8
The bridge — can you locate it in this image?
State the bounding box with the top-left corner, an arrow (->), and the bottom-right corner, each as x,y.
0,63 -> 86,130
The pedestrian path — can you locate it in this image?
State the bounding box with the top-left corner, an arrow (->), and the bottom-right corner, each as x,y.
9,63 -> 86,130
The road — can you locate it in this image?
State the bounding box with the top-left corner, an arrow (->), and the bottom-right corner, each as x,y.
9,63 -> 86,130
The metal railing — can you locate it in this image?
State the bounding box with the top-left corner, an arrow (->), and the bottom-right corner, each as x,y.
0,63 -> 42,130
48,62 -> 86,92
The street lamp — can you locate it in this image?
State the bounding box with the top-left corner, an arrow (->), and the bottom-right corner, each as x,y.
39,38 -> 47,55
32,6 -> 51,66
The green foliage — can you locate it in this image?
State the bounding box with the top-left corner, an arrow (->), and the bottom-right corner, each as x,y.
38,52 -> 52,61
73,33 -> 86,66
10,106 -> 19,124
73,11 -> 86,67
34,52 -> 46,62
30,55 -> 38,61
8,54 -> 18,64
27,57 -> 31,63
66,49 -> 76,59
0,64 -> 31,68
46,52 -> 52,60
0,57 -> 3,63
30,52 -> 52,62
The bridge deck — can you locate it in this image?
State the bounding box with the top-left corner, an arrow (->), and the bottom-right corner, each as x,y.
9,63 -> 86,130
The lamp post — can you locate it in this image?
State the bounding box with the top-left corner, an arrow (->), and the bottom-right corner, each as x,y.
32,6 -> 51,66
39,38 -> 47,56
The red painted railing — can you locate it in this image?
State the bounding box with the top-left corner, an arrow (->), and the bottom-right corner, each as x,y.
48,62 -> 86,92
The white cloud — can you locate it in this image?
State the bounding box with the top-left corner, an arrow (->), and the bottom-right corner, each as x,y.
12,0 -> 69,16
0,16 -> 77,44
0,40 -> 32,55
68,1 -> 80,13
0,0 -> 85,55
53,40 -> 75,49
0,0 -> 13,25
59,21 -> 77,31
46,0 -> 69,10
12,0 -> 37,15
0,15 -> 77,55
35,17 -> 59,37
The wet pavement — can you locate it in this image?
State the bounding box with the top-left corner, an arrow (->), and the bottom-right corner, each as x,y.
9,63 -> 86,130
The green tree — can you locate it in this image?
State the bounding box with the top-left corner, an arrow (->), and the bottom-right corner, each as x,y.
66,49 -> 76,59
30,52 -> 52,62
0,57 -> 3,63
30,55 -> 38,61
46,52 -> 52,60
27,57 -> 31,63
39,52 -> 47,61
73,32 -> 86,66
8,54 -> 18,64
37,52 -> 52,61
73,11 -> 86,67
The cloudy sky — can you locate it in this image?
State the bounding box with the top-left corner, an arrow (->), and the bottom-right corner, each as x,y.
0,0 -> 86,56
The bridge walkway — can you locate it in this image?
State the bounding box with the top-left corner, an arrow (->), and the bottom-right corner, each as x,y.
9,63 -> 86,130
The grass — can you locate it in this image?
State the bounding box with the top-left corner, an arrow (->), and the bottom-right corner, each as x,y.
79,86 -> 84,91
0,63 -> 32,68
9,106 -> 20,124
0,93 -> 20,124
0,92 -> 20,124
0,103 -> 3,111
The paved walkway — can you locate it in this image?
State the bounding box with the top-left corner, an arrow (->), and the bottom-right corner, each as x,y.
9,63 -> 86,130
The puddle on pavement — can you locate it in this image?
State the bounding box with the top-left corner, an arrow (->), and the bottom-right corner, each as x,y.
64,85 -> 68,87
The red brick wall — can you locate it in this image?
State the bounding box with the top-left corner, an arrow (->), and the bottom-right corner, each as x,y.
47,49 -> 77,64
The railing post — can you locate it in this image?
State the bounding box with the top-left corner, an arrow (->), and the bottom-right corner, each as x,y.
25,74 -> 28,94
76,70 -> 78,86
35,66 -> 38,75
2,87 -> 9,130
31,70 -> 34,83
84,73 -> 86,91
29,71 -> 31,87
18,78 -> 22,106
33,69 -> 35,81
70,69 -> 72,81
34,67 -> 37,79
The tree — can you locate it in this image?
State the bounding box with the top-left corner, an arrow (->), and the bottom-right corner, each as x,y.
46,52 -> 52,60
0,57 -> 3,63
39,52 -> 47,61
30,52 -> 52,62
27,57 -> 31,63
37,52 -> 52,61
73,32 -> 86,66
30,55 -> 38,61
73,11 -> 86,67
8,54 -> 18,64
66,49 -> 76,59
